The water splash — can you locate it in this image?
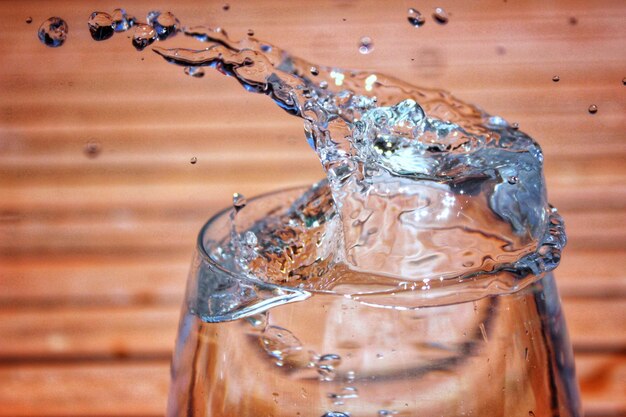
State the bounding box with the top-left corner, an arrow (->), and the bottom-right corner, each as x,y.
38,17 -> 68,47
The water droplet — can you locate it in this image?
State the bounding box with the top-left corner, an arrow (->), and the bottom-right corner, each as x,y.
358,36 -> 373,54
407,8 -> 425,27
88,12 -> 115,41
132,24 -> 157,51
184,66 -> 205,78
247,29 -> 255,36
378,411 -> 398,416
507,176 -> 518,184
310,66 -> 319,76
112,8 -> 135,32
588,104 -> 598,114
84,141 -> 101,158
322,413 -> 350,417
222,4 -> 230,11
495,45 -> 506,55
147,10 -> 180,40
568,17 -> 578,25
622,77 -> 626,86
552,75 -> 560,82
319,81 -> 328,89
190,156 -> 197,164
260,325 -> 303,361
26,17 -> 33,24
233,192 -> 247,211
376,353 -> 384,358
38,17 -> 68,47
511,122 -> 519,130
432,7 -> 449,25
529,412 -> 536,417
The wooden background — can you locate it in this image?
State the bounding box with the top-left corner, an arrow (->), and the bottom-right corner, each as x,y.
0,0 -> 624,415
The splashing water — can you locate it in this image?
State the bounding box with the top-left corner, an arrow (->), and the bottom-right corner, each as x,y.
70,10 -> 566,312
38,17 -> 68,47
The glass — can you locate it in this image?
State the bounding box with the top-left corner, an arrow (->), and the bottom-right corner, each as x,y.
167,187 -> 582,417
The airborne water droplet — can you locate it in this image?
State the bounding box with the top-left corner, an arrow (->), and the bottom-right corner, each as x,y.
147,10 -> 180,41
588,104 -> 598,114
358,36 -> 373,54
112,8 -> 135,32
233,193 -> 247,211
84,141 -> 101,158
184,66 -> 205,78
132,24 -> 157,51
552,75 -> 560,82
88,12 -> 115,41
407,8 -> 425,27
433,7 -> 449,25
38,17 -> 68,47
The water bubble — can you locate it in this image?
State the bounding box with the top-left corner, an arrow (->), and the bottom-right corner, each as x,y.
316,353 -> 342,381
588,104 -> 598,114
112,8 -> 135,32
190,156 -> 197,164
247,29 -> 255,36
26,17 -> 33,24
407,8 -> 425,27
84,141 -> 101,158
88,12 -> 115,41
358,36 -> 373,54
328,386 -> 359,405
552,75 -> 560,82
310,66 -> 319,76
132,24 -> 157,51
222,4 -> 230,11
260,325 -> 303,362
184,66 -> 205,78
507,175 -> 518,184
233,192 -> 247,211
38,17 -> 68,47
432,7 -> 449,24
147,10 -> 180,40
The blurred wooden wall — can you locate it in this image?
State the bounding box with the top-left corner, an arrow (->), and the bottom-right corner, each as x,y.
0,0 -> 624,415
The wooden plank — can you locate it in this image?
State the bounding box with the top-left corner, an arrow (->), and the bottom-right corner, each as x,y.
0,298 -> 622,361
0,354 -> 622,416
0,362 -> 169,417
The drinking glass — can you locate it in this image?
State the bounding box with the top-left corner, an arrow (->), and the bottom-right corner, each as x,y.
166,186 -> 581,417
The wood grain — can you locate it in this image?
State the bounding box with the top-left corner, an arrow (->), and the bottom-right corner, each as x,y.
0,0 -> 624,415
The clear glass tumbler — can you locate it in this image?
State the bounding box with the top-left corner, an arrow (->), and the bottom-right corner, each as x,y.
166,187 -> 582,417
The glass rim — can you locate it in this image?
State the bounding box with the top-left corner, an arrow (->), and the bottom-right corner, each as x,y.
196,184 -> 310,279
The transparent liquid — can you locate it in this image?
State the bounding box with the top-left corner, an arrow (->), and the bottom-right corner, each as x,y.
168,274 -> 579,417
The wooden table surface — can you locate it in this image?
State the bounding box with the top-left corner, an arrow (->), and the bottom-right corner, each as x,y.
0,0 -> 624,416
